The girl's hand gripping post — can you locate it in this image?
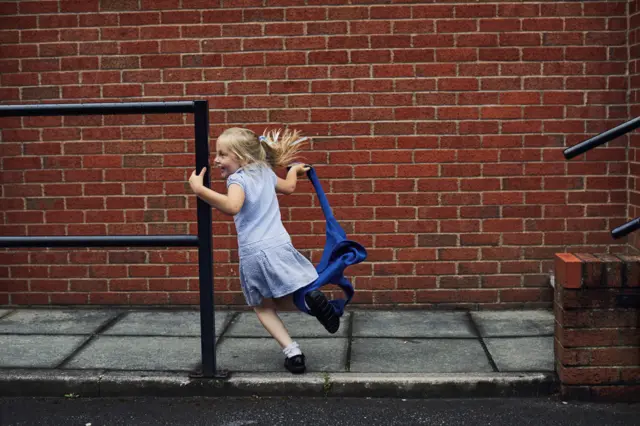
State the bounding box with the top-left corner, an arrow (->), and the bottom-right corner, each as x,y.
189,167 -> 207,196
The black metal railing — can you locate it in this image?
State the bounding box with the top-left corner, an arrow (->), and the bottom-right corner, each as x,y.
0,101 -> 222,378
563,116 -> 640,239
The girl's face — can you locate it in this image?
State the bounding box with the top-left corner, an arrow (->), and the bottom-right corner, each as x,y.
213,139 -> 243,179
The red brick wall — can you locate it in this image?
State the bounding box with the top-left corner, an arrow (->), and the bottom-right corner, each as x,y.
554,253 -> 640,401
0,1 -> 632,308
630,0 -> 640,251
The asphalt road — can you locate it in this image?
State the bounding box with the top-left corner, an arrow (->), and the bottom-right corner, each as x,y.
1,396 -> 639,426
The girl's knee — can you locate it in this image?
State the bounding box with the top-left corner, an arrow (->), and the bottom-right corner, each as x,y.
274,295 -> 295,311
254,296 -> 294,312
255,298 -> 276,311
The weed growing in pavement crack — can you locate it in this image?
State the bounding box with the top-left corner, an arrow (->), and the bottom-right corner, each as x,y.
322,372 -> 332,396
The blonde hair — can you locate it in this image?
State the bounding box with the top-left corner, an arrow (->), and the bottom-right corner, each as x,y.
217,127 -> 309,169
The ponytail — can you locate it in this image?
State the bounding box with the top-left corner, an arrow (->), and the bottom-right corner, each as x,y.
217,127 -> 309,170
259,128 -> 309,168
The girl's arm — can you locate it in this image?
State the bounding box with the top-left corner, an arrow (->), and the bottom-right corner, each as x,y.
195,184 -> 244,216
276,164 -> 310,195
189,168 -> 245,216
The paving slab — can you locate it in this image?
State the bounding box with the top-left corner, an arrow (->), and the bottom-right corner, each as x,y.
0,335 -> 86,368
63,336 -> 201,371
217,338 -> 347,372
349,338 -> 493,373
225,311 -> 349,338
0,310 -> 10,319
470,310 -> 553,337
484,337 -> 554,372
352,311 -> 476,338
103,311 -> 230,337
0,309 -> 118,335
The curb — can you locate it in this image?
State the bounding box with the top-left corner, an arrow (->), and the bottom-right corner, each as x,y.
0,370 -> 558,398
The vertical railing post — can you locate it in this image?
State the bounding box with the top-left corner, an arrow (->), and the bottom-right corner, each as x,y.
193,100 -> 216,378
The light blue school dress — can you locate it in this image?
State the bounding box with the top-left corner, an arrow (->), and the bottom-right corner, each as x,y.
227,164 -> 318,307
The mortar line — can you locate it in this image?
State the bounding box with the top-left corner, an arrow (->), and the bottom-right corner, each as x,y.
465,311 -> 499,373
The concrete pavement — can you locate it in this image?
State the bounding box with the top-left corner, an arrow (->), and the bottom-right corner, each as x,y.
0,308 -> 557,398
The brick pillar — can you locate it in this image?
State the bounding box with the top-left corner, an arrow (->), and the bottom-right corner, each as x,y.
554,253 -> 640,402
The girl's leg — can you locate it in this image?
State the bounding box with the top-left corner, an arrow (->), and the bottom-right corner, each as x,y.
273,294 -> 296,311
253,301 -> 293,349
254,297 -> 306,374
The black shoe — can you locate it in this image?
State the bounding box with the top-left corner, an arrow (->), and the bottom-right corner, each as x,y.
305,290 -> 340,334
284,354 -> 306,374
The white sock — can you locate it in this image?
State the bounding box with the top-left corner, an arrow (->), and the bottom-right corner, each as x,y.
283,341 -> 302,358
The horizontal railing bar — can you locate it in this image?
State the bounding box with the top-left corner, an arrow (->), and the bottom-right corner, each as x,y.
611,218 -> 640,240
0,235 -> 199,248
0,101 -> 195,117
563,116 -> 640,159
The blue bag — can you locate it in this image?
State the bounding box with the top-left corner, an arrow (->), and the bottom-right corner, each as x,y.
292,167 -> 367,316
